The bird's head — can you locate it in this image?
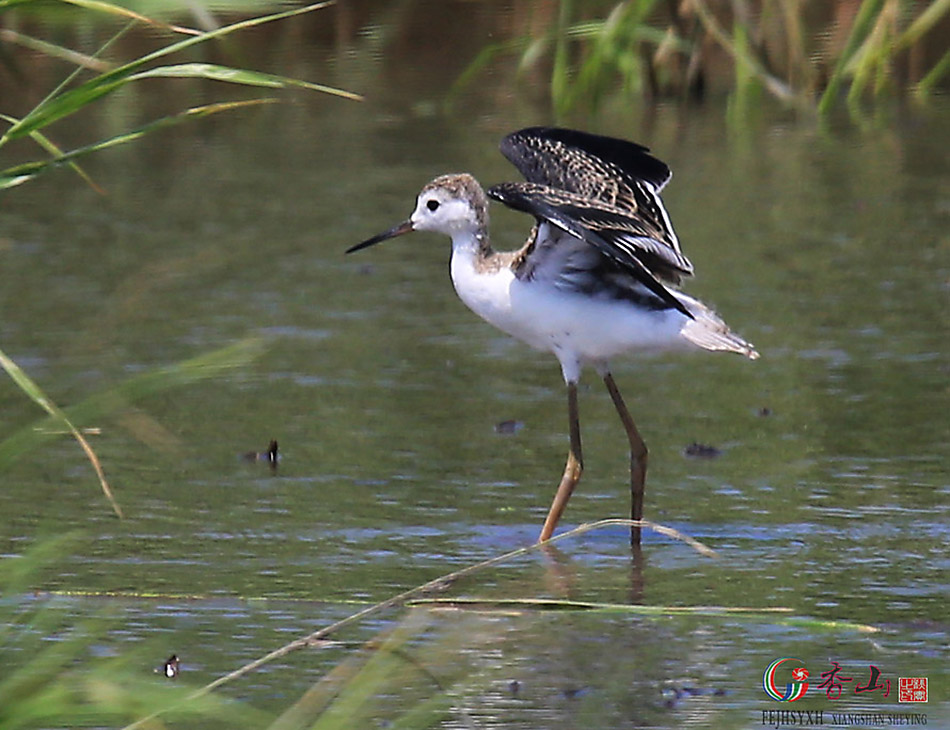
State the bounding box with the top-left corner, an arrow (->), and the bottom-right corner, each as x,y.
347,173 -> 488,253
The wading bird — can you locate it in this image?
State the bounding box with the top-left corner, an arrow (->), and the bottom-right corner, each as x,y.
348,127 -> 758,545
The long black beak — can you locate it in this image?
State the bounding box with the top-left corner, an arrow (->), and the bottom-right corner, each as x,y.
346,220 -> 414,254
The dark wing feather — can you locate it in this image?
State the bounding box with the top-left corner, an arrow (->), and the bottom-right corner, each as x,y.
493,182 -> 692,282
501,126 -> 672,191
498,127 -> 688,270
488,182 -> 691,318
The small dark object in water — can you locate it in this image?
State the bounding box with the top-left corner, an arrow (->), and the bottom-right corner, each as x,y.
243,440 -> 279,470
757,406 -> 772,417
159,654 -> 180,679
661,683 -> 726,709
494,419 -> 524,435
265,439 -> 279,468
507,679 -> 521,695
561,685 -> 589,699
683,442 -> 721,459
422,576 -> 456,594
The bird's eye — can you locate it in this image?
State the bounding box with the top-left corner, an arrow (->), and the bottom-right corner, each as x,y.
426,199 -> 440,212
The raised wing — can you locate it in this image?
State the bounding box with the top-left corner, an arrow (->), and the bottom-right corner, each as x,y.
497,126 -> 688,268
490,180 -> 692,282
488,182 -> 691,317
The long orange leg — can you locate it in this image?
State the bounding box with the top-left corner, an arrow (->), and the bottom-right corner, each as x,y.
603,372 -> 648,547
538,382 -> 583,542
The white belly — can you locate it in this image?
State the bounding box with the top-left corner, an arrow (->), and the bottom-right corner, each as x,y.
450,247 -> 692,380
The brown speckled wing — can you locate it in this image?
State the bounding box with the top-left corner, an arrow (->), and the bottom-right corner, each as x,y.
496,127 -> 689,274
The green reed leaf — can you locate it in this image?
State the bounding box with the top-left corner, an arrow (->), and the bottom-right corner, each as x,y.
0,346 -> 121,517
0,99 -> 276,189
0,1 -> 337,145
129,62 -> 361,98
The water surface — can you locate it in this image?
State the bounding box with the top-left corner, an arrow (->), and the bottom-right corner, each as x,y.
1,2 -> 947,726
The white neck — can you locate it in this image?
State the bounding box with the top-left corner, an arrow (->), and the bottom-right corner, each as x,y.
449,228 -> 488,256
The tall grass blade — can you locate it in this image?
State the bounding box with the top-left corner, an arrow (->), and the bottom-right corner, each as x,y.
519,35 -> 551,72
203,521 -> 713,688
569,1 -> 656,109
384,694 -> 456,730
0,1 -> 339,146
128,62 -> 359,97
727,17 -> 760,126
817,0 -> 887,115
551,0 -> 573,117
0,535 -> 272,729
894,0 -> 950,50
0,347 -> 122,519
446,39 -> 523,105
55,0 -> 202,36
15,19 -> 136,152
409,597 -> 794,613
845,0 -> 899,108
0,28 -> 112,71
0,99 -> 277,189
272,611 -> 460,730
0,338 -> 267,469
0,532 -> 81,592
268,644 -> 375,729
2,18 -> 128,187
689,0 -> 798,105
914,47 -> 950,96
778,0 -> 812,93
0,114 -> 105,194
307,613 -> 437,730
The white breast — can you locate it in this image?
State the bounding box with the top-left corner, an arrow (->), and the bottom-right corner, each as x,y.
449,244 -> 527,343
449,238 -> 694,382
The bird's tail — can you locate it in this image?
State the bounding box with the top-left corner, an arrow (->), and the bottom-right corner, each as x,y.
679,298 -> 759,360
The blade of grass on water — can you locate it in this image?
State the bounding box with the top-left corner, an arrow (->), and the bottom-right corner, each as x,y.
0,338 -> 266,520
0,346 -> 121,518
120,517 -> 884,729
408,597 -> 879,633
0,337 -> 267,469
306,612 -> 438,730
